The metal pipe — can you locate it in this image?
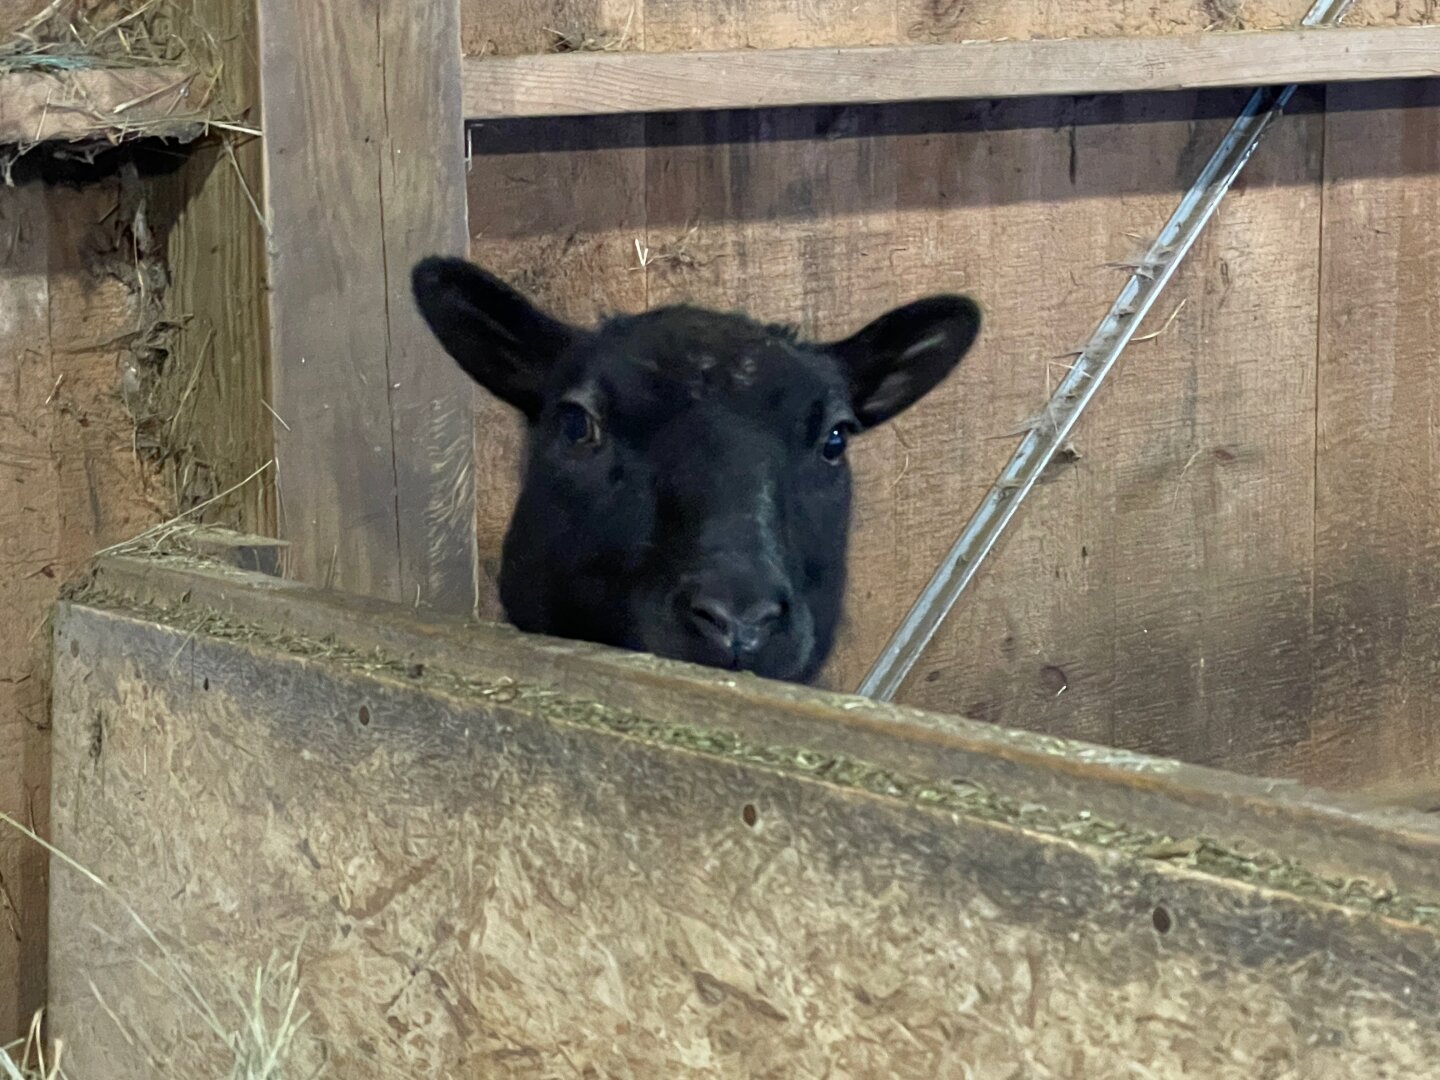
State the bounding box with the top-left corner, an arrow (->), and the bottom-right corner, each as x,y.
856,0 -> 1356,701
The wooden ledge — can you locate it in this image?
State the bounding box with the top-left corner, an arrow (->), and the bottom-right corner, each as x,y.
70,548 -> 1440,900
464,25 -> 1440,119
0,64 -> 206,146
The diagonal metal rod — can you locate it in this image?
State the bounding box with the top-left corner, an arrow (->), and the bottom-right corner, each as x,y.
856,0 -> 1355,702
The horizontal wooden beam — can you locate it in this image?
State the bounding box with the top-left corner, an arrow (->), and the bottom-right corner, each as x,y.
0,66 -> 207,146
75,550 -> 1440,898
463,25 -> 1440,119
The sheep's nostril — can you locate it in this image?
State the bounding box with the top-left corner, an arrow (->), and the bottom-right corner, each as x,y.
686,594 -> 783,656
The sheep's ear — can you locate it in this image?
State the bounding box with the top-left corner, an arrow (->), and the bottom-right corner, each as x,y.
411,256 -> 588,419
826,295 -> 982,428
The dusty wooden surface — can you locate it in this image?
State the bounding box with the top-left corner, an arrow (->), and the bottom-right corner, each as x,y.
460,0 -> 1437,55
463,1 -> 1440,793
463,27 -> 1440,119
259,0 -> 476,612
144,0 -> 273,530
1308,79 -> 1440,793
0,179 -> 172,1039
45,554 -> 1440,1076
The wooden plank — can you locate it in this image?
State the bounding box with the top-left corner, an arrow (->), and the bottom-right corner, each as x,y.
44,552 -> 1440,1075
0,174 -> 179,1040
1093,95 -> 1323,777
258,0 -> 476,612
458,0 -> 1440,781
146,0 -> 273,531
0,181 -> 52,1044
635,0 -> 1436,52
459,0 -> 639,57
466,114 -> 648,619
1307,80 -> 1440,792
901,92 -> 1326,774
462,26 -> 1440,119
0,66 -> 206,145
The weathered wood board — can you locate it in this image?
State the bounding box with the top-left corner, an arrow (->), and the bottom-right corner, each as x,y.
259,0 -> 476,613
1307,78 -> 1440,793
462,27 -> 1440,119
463,1 -> 1440,792
43,552 -> 1440,1075
0,172 -> 188,1039
0,67 -> 205,146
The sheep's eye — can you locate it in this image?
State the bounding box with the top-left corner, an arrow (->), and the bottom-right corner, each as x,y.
821,425 -> 849,464
559,402 -> 600,446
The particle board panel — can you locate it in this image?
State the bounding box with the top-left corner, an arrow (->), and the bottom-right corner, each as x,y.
43,553 -> 1440,1075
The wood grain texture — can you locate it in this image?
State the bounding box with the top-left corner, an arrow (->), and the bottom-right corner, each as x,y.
463,27 -> 1440,119
44,557 -> 1440,1075
0,182 -> 51,1045
460,0 -> 1440,783
896,92 -> 1326,777
0,177 -> 171,1041
146,0 -> 272,530
1307,80 -> 1440,792
0,67 -> 206,145
259,0 -> 476,612
638,0 -> 1436,49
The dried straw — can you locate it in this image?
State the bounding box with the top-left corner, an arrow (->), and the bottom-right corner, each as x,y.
0,812 -> 313,1078
1,0 -> 258,160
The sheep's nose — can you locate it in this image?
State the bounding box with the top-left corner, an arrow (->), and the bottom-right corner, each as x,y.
685,592 -> 785,657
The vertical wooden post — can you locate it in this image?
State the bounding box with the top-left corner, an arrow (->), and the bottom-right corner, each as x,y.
258,0 -> 476,613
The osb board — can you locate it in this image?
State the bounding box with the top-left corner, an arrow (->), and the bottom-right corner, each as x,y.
79,552 -> 1440,897
459,0 -> 1438,55
45,565 -> 1440,1076
0,178 -> 169,1039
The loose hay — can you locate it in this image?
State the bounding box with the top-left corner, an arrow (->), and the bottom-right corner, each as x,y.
0,1011 -> 64,1080
0,814 -> 314,1079
1,1 -> 257,168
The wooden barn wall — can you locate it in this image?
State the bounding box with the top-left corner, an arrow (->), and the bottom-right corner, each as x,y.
461,4 -> 1440,794
0,1 -> 268,1043
0,174 -> 170,1039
